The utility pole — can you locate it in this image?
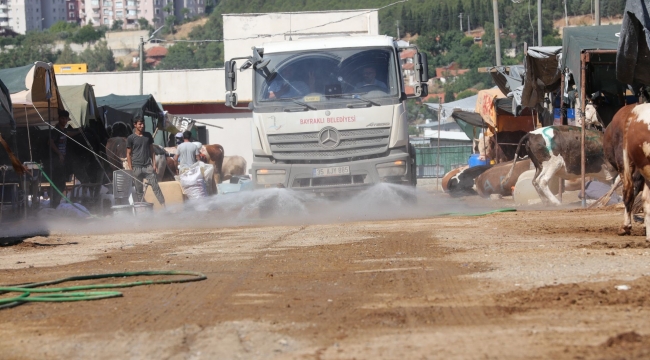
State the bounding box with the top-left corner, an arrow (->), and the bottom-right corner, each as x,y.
564,0 -> 569,26
396,20 -> 400,39
594,0 -> 600,25
538,0 -> 542,46
459,12 -> 463,32
493,0 -> 501,66
139,36 -> 144,95
468,14 -> 471,35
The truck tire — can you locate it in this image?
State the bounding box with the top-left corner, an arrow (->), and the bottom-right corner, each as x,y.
409,143 -> 418,187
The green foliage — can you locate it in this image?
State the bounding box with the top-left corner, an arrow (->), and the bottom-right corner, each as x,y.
408,126 -> 420,136
0,31 -> 58,68
456,89 -> 477,100
49,21 -> 80,39
80,41 -> 116,72
138,17 -> 152,31
56,44 -> 81,64
71,24 -> 105,44
157,43 -> 198,69
165,15 -> 177,35
111,20 -> 124,31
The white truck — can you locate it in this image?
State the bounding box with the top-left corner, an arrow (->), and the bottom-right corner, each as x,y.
224,35 -> 428,195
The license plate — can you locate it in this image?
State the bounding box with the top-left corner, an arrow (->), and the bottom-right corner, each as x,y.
312,166 -> 350,177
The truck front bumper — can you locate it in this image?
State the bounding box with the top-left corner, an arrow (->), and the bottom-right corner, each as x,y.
251,151 -> 412,194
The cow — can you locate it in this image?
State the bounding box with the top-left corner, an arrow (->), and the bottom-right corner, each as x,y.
200,144 -> 224,185
476,159 -> 531,197
502,125 -> 617,206
445,165 -> 492,197
441,167 -> 465,192
221,156 -> 247,182
617,103 -> 650,239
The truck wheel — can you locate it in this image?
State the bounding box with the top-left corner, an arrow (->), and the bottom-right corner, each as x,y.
409,143 -> 418,187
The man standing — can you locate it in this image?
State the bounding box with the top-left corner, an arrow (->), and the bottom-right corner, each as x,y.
174,131 -> 200,169
126,117 -> 165,206
48,110 -> 79,208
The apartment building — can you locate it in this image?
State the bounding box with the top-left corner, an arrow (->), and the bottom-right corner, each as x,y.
173,0 -> 204,19
1,0 -> 75,34
81,0 -> 167,29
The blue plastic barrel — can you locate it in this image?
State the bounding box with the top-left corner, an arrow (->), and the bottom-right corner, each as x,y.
468,154 -> 489,167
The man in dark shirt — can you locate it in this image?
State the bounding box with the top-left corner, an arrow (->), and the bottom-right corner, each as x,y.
48,110 -> 79,208
126,117 -> 165,206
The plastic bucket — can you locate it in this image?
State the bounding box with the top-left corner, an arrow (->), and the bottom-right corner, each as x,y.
133,202 -> 154,215
111,204 -> 133,217
468,154 -> 489,167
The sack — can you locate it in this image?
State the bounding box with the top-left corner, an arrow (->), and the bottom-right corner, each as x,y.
179,165 -> 207,199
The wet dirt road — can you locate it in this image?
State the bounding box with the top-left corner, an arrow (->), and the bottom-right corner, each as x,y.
2,199 -> 650,359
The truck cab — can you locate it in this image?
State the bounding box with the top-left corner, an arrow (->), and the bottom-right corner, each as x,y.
225,35 -> 428,195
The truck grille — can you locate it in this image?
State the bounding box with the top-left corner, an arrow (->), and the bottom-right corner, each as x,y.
268,128 -> 391,161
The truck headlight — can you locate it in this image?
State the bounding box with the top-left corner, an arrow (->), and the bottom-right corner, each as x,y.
376,160 -> 407,177
256,169 -> 286,185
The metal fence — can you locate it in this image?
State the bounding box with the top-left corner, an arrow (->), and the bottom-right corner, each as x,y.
415,146 -> 473,178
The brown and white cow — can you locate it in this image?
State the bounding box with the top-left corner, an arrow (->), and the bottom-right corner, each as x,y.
502,126 -> 617,206
618,103 -> 650,239
476,159 -> 531,197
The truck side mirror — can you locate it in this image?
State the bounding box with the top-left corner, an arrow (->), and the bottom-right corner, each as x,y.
225,92 -> 238,107
225,61 -> 237,92
418,52 -> 429,82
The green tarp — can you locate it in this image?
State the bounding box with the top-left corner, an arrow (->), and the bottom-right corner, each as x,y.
561,25 -> 620,93
0,64 -> 32,93
95,94 -> 163,120
59,84 -> 100,129
0,78 -> 14,131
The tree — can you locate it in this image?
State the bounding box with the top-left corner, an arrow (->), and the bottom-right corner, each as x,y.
111,20 -> 124,31
72,24 -> 105,44
165,15 -> 177,35
57,44 -> 80,64
156,43 -> 198,70
137,17 -> 151,31
79,41 -> 116,72
0,31 -> 57,68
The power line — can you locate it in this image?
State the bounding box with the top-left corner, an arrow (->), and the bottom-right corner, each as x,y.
149,0 -> 409,45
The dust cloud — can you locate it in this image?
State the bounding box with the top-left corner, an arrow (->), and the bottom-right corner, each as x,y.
1,184 -> 505,238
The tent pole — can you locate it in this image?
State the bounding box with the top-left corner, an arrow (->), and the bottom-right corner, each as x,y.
437,101 -> 441,191
560,70 -> 566,125
48,98 -> 52,212
580,52 -> 587,208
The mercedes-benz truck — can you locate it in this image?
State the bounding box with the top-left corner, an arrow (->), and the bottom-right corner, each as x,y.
224,35 -> 428,195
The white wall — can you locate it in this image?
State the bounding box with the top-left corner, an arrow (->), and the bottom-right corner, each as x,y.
56,68 -> 252,103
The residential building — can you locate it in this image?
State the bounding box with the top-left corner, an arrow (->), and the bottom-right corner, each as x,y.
81,0 -> 167,29
2,0 -> 77,34
173,0 -> 204,19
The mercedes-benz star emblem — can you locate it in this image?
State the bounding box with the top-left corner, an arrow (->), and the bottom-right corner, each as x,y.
318,126 -> 341,148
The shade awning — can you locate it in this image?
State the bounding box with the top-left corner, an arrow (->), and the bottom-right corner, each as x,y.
59,84 -> 100,129
561,25 -> 620,90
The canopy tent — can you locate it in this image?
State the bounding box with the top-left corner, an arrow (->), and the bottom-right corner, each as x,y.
617,0 -> 650,86
425,94 -> 485,141
96,94 -> 167,144
59,84 -> 100,129
0,77 -> 14,132
561,25 -> 621,98
522,46 -> 562,109
95,94 -> 164,123
0,62 -> 65,128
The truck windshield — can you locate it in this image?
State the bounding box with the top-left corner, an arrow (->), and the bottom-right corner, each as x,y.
255,47 -> 399,106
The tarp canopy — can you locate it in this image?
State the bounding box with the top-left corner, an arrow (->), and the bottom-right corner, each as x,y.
95,94 -> 164,122
0,77 -> 14,131
561,25 -> 620,93
59,84 -> 100,129
617,0 -> 650,85
475,88 -> 506,127
0,62 -> 65,127
425,94 -> 485,140
522,46 -> 562,108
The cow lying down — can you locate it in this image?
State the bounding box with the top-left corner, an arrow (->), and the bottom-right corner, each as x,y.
444,165 -> 492,197
502,125 -> 617,206
476,159 -> 531,197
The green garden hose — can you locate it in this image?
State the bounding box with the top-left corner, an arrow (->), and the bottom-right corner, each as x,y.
0,270 -> 207,309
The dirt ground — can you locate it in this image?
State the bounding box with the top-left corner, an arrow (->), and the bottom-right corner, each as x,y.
2,186 -> 650,359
